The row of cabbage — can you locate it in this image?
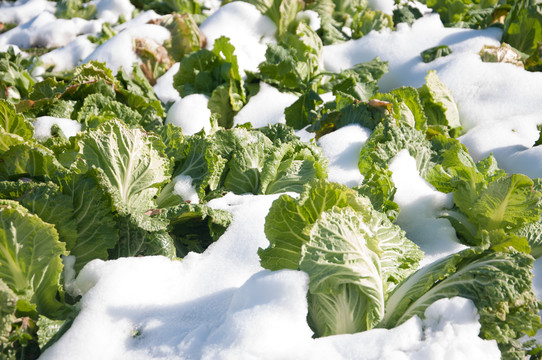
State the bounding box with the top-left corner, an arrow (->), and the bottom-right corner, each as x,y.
1,0 -> 542,359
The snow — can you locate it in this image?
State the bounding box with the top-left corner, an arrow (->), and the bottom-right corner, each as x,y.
295,126 -> 316,143
368,0 -> 396,15
323,15 -> 502,92
0,0 -> 56,25
317,124 -> 370,188
42,193 -> 499,360
153,62 -> 181,104
83,23 -> 170,73
0,12 -> 103,49
321,13 -> 542,178
91,0 -> 135,23
199,2 -> 277,75
113,10 -> 162,32
33,116 -> 82,141
389,150 -> 466,266
165,94 -> 212,135
4,1 -> 542,358
296,10 -> 321,31
173,175 -> 200,204
40,36 -> 97,72
233,82 -> 298,128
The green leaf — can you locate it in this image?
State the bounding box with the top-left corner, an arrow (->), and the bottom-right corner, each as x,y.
59,171 -> 119,272
483,229 -> 531,254
68,61 -> 118,88
258,122 -> 300,143
426,141 -> 541,245
109,214 -> 173,259
328,58 -> 388,102
385,86 -> 427,130
258,43 -> 306,91
175,127 -> 327,198
208,84 -> 236,129
137,0 -> 203,15
174,133 -> 228,199
16,182 -> 79,251
0,279 -> 17,345
259,180 -> 374,270
173,36 -> 245,127
310,0 -> 349,45
302,207 -> 385,336
260,139 -> 328,194
284,89 -> 322,129
417,70 -> 461,130
55,0 -> 97,19
0,142 -> 68,182
358,119 -> 433,178
143,230 -> 177,258
76,93 -> 142,130
515,221 -> 542,258
165,202 -> 232,257
354,165 -> 399,220
0,129 -> 25,153
502,0 -> 542,56
223,132 -> 274,194
421,45 -> 452,63
301,206 -> 422,336
392,4 -> 423,26
425,141 -> 479,194
174,49 -> 222,96
470,174 -> 542,231
0,100 -> 34,140
424,0 -> 499,28
525,43 -> 542,71
87,23 -> 117,45
259,22 -> 323,92
155,123 -> 185,162
0,201 -> 67,318
278,0 -> 301,37
77,119 -> 171,215
430,143 -> 542,236
28,78 -> 67,101
0,50 -> 37,101
351,8 -> 393,39
438,207 -> 479,246
380,246 -> 541,359
37,316 -> 66,349
161,13 -> 204,62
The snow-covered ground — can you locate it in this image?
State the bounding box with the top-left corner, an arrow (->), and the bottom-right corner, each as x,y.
2,0 -> 542,358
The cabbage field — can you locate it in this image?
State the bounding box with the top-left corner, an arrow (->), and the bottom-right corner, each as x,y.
1,0 -> 542,359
